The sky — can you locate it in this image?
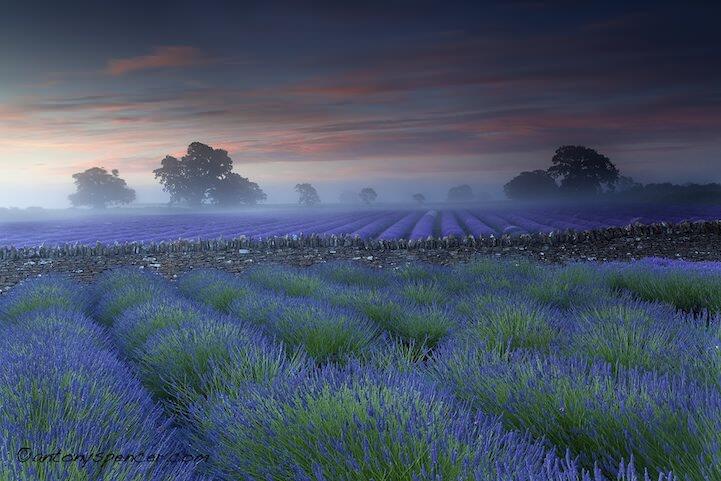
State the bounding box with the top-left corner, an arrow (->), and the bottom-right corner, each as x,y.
1,0 -> 720,207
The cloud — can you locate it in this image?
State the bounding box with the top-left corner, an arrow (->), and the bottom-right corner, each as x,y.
105,46 -> 205,76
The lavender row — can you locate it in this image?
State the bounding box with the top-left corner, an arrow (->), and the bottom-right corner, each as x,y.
0,277 -> 205,480
3,206 -> 721,247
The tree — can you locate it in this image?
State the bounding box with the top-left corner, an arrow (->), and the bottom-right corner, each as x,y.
295,183 -> 321,206
412,193 -> 425,205
503,170 -> 559,200
447,184 -> 473,202
154,142 -> 248,206
68,167 -> 135,208
210,172 -> 266,207
359,187 -> 377,204
547,145 -> 619,196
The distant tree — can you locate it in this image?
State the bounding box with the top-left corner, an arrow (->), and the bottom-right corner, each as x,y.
209,172 -> 266,207
547,145 -> 620,196
412,193 -> 426,205
69,167 -> 135,208
153,142 -> 264,206
447,184 -> 473,202
618,182 -> 721,203
503,170 -> 559,200
295,183 -> 321,206
359,187 -> 378,204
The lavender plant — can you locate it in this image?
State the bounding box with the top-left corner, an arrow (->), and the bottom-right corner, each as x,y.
177,268 -> 253,312
184,364 -> 589,481
459,298 -> 562,353
429,342 -> 721,480
0,306 -> 203,480
246,265 -> 326,297
113,297 -> 209,360
136,319 -> 262,403
606,258 -> 721,316
268,300 -> 380,364
0,275 -> 89,320
312,261 -> 390,288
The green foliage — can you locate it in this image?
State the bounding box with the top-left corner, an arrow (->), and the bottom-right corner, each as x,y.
273,303 -> 379,364
400,280 -> 446,305
319,263 -> 389,288
138,321 -> 253,404
607,265 -> 721,315
247,266 -> 325,297
528,264 -> 607,309
463,301 -> 559,353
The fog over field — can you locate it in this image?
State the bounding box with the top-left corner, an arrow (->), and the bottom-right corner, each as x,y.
4,4 -> 721,481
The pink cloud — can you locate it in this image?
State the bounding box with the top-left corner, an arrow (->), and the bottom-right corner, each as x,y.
105,46 -> 205,76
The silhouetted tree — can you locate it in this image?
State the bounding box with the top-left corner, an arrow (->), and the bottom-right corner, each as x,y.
295,183 -> 321,206
412,193 -> 426,204
617,182 -> 721,203
447,184 -> 473,202
503,170 -> 559,200
359,187 -> 377,204
547,145 -> 619,196
69,167 -> 135,208
210,172 -> 266,207
154,142 -> 264,206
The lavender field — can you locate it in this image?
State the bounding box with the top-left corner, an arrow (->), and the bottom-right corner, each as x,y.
3,258 -> 720,480
2,204 -> 720,248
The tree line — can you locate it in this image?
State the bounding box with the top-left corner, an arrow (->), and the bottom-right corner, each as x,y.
68,142 -> 488,208
503,145 -> 721,203
69,142 -> 721,208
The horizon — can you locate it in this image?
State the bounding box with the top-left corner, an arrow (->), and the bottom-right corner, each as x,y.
2,1 -> 720,207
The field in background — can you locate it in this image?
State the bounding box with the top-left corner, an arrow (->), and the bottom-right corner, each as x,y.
2,258 -> 719,480
2,203 -> 721,248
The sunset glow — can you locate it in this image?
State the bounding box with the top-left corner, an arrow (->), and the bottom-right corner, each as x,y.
1,1 -> 720,206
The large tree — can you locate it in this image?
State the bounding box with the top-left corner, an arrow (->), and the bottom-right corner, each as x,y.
503,170 -> 559,200
547,145 -> 620,196
68,167 -> 135,208
210,172 -> 266,207
447,184 -> 473,202
295,183 -> 321,206
154,142 -> 265,206
412,193 -> 426,205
